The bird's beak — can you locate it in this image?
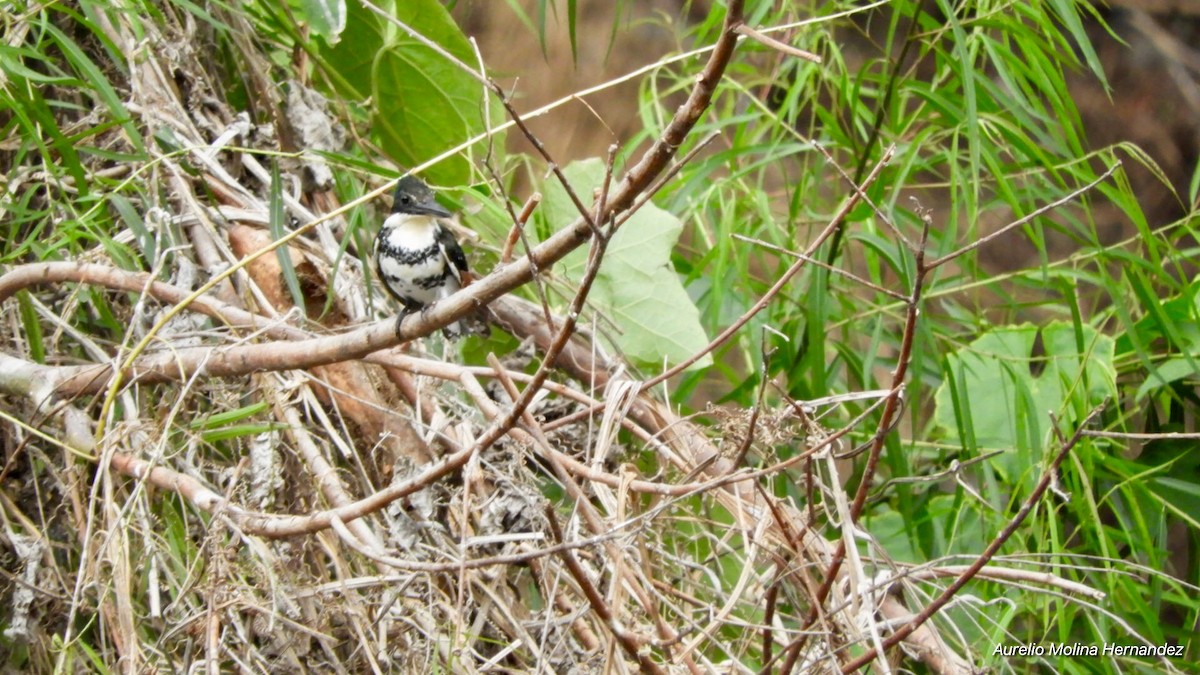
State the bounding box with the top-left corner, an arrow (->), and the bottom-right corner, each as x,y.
414,197 -> 452,219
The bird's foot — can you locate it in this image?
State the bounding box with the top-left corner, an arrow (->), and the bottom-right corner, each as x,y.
394,306 -> 419,342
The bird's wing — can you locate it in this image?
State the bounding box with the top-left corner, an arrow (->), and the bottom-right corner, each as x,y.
436,224 -> 469,283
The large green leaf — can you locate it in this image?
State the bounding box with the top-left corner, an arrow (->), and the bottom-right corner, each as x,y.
319,0 -> 386,100
540,159 -> 711,371
370,0 -> 499,185
934,322 -> 1115,482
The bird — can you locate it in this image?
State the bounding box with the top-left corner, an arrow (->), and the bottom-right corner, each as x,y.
373,175 -> 485,339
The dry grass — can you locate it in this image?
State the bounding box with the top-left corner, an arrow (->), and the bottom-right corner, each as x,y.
0,2 -> 1142,673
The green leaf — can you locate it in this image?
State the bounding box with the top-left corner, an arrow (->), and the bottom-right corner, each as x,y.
299,0 -> 347,42
200,423 -> 289,444
41,20 -> 144,155
110,195 -> 153,265
269,162 -> 306,318
318,0 -> 385,98
540,159 -> 711,371
16,292 -> 45,364
189,401 -> 271,430
370,0 -> 501,185
934,322 -> 1116,482
566,0 -> 577,64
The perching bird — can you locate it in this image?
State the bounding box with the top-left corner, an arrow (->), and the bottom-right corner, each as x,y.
374,175 -> 485,339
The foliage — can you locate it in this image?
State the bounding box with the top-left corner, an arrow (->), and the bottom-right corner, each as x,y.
0,0 -> 1197,672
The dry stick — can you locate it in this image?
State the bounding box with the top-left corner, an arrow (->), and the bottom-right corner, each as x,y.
897,564 -> 1103,600
850,210 -> 930,523
762,576 -> 780,666
812,142 -> 912,250
2,2 -> 747,402
732,234 -> 908,302
782,215 -> 932,673
495,87 -> 605,240
544,506 -> 666,674
472,216 -> 609,459
927,162 -> 1121,270
487,177 -> 555,339
0,262 -> 304,336
474,47 -> 557,331
1084,429 -> 1200,440
596,143 -> 619,226
729,336 -> 774,469
272,388 -> 387,552
0,266 -> 639,470
839,405 -> 1105,673
733,23 -> 823,63
492,294 -> 964,672
501,192 -> 542,262
486,358 -> 698,671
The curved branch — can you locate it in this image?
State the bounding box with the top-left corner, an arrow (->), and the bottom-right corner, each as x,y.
0,0 -> 747,404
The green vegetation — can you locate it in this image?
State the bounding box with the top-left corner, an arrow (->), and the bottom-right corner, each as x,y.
0,0 -> 1196,672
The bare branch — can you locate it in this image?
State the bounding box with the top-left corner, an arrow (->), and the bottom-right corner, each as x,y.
839,405 -> 1105,673
734,23 -> 822,63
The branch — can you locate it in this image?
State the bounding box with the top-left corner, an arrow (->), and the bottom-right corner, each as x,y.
2,0 -> 748,404
839,405 -> 1105,673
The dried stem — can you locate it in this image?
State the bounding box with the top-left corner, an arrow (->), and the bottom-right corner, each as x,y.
839,405 -> 1105,673
733,23 -> 823,63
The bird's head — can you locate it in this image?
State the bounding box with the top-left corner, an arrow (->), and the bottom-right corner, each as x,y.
391,175 -> 451,218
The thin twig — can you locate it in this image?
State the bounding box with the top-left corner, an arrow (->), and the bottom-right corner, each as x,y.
501,192 -> 542,263
544,506 -> 666,675
928,163 -> 1121,269
811,142 -> 912,250
732,233 -> 908,301
730,333 -> 774,468
733,23 -> 822,63
493,83 -> 604,240
839,404 -> 1105,673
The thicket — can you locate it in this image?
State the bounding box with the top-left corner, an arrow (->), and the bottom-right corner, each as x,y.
0,0 -> 1196,672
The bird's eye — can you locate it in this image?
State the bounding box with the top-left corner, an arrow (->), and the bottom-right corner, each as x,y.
400,195 -> 412,204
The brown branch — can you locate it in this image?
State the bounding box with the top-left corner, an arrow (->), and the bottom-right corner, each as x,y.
545,506 -> 666,675
839,404 -> 1105,673
731,234 -> 909,302
788,204 -> 932,667
473,208 -> 610,456
1,0 -> 748,403
500,192 -> 542,263
928,163 -> 1120,270
0,262 -> 304,340
494,86 -> 604,240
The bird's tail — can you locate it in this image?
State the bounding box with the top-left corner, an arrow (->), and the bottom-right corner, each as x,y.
442,307 -> 491,340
